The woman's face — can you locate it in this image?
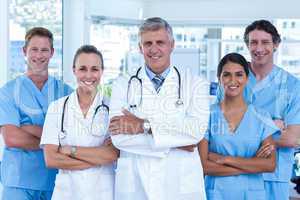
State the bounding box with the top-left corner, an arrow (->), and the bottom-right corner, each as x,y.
220,61 -> 248,98
73,53 -> 103,93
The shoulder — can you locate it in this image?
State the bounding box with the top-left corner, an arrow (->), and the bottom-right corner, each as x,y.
208,103 -> 219,116
0,77 -> 23,100
180,68 -> 210,91
0,76 -> 22,92
102,95 -> 110,106
248,104 -> 277,128
276,66 -> 300,86
48,94 -> 71,112
249,104 -> 271,118
50,76 -> 74,91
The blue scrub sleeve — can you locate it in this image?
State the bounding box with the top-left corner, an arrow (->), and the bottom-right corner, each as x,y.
285,83 -> 300,125
203,130 -> 210,141
259,110 -> 280,141
0,87 -> 20,126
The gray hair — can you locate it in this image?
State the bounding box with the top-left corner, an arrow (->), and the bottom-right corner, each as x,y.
138,17 -> 174,41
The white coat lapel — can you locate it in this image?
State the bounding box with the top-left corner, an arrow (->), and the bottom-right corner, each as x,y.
140,66 -> 157,95
158,67 -> 178,97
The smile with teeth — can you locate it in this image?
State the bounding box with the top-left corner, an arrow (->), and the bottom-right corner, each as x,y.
228,85 -> 239,89
150,55 -> 161,60
33,59 -> 46,64
82,81 -> 95,86
254,53 -> 267,58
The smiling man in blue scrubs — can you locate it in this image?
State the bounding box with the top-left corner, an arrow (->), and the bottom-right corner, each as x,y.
243,20 -> 300,200
0,27 -> 72,200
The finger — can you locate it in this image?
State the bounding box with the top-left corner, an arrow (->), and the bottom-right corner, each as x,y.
257,146 -> 272,158
122,109 -> 134,116
178,146 -> 194,152
103,138 -> 112,145
257,143 -> 271,154
108,124 -> 121,134
216,159 -> 224,164
110,129 -> 121,135
109,116 -> 122,123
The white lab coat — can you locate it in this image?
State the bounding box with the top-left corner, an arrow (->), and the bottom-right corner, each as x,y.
110,66 -> 210,200
41,91 -> 114,200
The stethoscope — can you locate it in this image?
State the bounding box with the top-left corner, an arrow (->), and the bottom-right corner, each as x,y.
59,95 -> 109,146
127,66 -> 184,109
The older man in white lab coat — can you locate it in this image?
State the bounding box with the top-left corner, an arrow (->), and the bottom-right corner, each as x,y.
109,17 -> 210,200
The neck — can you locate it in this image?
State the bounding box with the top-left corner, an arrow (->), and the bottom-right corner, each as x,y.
76,88 -> 97,108
26,71 -> 48,90
250,62 -> 273,81
222,94 -> 246,111
147,65 -> 169,75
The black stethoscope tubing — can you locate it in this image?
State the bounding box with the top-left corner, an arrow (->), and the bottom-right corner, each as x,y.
60,96 -> 109,133
127,66 -> 182,108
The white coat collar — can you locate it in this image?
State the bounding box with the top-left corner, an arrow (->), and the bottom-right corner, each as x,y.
139,66 -> 178,95
68,90 -> 104,119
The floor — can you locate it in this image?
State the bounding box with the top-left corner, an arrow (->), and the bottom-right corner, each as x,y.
290,182 -> 300,199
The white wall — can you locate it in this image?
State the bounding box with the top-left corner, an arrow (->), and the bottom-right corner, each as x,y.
87,0 -> 144,19
0,0 -> 9,87
143,0 -> 300,20
63,0 -> 300,83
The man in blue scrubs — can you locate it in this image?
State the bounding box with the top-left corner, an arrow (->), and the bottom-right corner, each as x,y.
243,20 -> 300,200
0,27 -> 72,200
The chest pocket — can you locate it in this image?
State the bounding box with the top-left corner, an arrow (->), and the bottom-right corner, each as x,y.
64,113 -> 107,147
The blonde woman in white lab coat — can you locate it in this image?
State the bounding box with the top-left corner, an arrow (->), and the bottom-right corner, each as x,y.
40,45 -> 118,200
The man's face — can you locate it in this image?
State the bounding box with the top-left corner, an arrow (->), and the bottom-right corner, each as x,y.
139,28 -> 174,74
23,35 -> 54,74
247,29 -> 278,68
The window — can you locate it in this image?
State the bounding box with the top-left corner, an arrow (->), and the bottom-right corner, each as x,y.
89,17 -> 300,83
276,19 -> 300,77
9,0 -> 63,79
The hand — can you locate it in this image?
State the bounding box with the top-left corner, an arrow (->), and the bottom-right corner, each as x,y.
177,144 -> 197,152
273,119 -> 285,131
103,137 -> 112,146
256,141 -> 275,158
58,145 -> 72,156
109,109 -> 144,135
208,152 -> 224,163
215,156 -> 228,165
277,128 -> 298,147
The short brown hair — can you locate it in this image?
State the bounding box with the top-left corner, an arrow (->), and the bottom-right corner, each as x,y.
24,27 -> 54,49
73,45 -> 104,69
244,20 -> 281,45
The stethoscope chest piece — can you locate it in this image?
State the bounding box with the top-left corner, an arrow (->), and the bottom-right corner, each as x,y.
175,99 -> 184,107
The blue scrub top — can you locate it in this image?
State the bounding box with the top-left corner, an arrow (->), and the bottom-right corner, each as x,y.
245,66 -> 300,182
204,103 -> 278,200
216,65 -> 300,182
0,75 -> 73,191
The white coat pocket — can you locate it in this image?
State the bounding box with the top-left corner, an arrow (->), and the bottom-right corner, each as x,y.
52,172 -> 72,200
115,157 -> 136,193
179,156 -> 203,194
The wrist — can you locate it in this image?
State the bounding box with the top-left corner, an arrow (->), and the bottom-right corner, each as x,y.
142,119 -> 151,134
70,146 -> 77,158
224,156 -> 232,164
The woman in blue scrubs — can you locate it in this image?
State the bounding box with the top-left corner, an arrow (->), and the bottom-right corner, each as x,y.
198,53 -> 278,200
